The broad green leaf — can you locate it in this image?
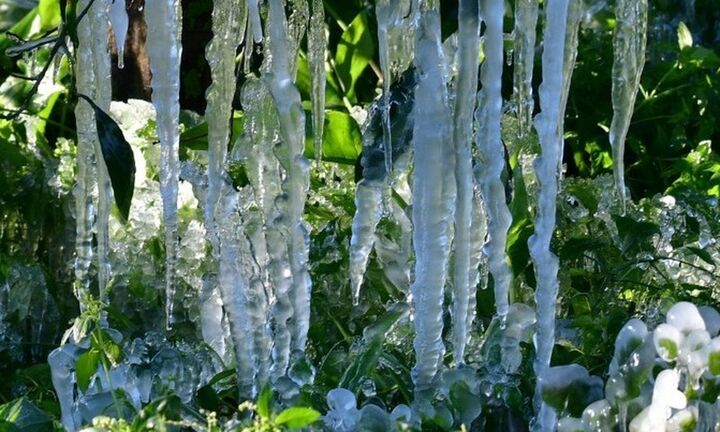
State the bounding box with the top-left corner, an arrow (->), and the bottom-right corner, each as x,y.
38,0 -> 61,30
274,407 -> 321,429
256,384 -> 272,418
305,110 -> 362,164
334,11 -> 375,102
179,113 -> 244,151
79,94 -> 136,222
677,22 -> 693,50
75,349 -> 100,393
709,351 -> 720,376
296,54 -> 344,109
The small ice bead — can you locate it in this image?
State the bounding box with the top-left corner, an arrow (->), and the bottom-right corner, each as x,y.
666,302 -> 706,334
327,388 -> 357,411
698,306 -> 720,336
582,399 -> 615,431
653,324 -> 682,362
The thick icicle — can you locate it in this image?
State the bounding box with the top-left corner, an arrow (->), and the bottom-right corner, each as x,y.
145,0 -> 183,328
467,188 -> 487,333
349,180 -> 383,303
204,0 -> 242,249
512,0 -> 539,138
247,0 -> 263,43
450,0 -> 480,365
308,0 -> 326,165
609,0 -> 648,211
529,1 -> 569,430
475,0 -> 512,318
410,8 -> 453,391
109,0 -> 128,69
265,0 -> 312,361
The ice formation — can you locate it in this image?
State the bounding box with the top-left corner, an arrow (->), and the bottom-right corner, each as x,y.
475,0 -> 512,319
109,0 -> 129,69
609,0 -> 648,210
529,0 -> 569,430
144,0 -> 183,328
308,0 -> 326,165
410,7 -> 454,391
512,0 -> 539,137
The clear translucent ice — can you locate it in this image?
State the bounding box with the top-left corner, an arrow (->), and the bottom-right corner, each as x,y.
144,0 -> 183,328
109,0 -> 129,69
410,8 -> 453,391
265,0 -> 312,372
512,0 -> 539,137
610,0 -> 648,210
308,0 -> 326,164
529,0 -> 569,430
476,0 -> 512,318
450,0 -> 480,365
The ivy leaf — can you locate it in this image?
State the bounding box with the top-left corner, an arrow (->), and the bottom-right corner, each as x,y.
78,94 -> 136,222
274,407 -> 321,429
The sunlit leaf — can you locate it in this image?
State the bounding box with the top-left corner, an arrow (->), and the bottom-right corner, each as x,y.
274,407 -> 321,429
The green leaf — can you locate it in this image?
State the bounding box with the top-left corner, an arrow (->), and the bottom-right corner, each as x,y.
658,339 -> 678,361
334,11 -> 375,102
38,0 -> 61,30
0,398 -> 53,432
305,110 -> 362,164
709,351 -> 720,376
75,349 -> 100,393
274,407 -> 321,429
78,94 -> 136,221
677,22 -> 693,50
256,384 -> 272,419
686,246 -> 715,266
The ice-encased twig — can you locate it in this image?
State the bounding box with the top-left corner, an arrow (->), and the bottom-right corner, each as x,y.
476,0 -> 512,319
144,0 -> 183,329
308,0 -> 326,165
410,8 -> 454,391
512,0 -> 539,138
610,0 -> 648,211
529,0 -> 569,430
450,0 -> 481,366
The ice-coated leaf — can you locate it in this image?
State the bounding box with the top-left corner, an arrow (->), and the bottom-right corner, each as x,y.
75,348 -> 100,393
677,22 -> 693,50
78,94 -> 136,222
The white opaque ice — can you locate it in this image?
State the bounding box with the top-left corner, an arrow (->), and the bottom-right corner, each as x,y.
667,301 -> 706,334
109,0 -> 129,69
653,323 -> 682,361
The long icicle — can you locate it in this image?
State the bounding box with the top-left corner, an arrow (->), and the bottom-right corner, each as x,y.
512,0 -> 539,138
375,0 -> 394,179
265,0 -> 312,359
308,0 -> 326,165
145,0 -> 183,329
476,0 -> 512,319
451,0 -> 481,366
411,7 -> 453,393
203,0 -> 244,369
529,1 -> 569,430
90,0 -> 113,304
609,0 -> 648,211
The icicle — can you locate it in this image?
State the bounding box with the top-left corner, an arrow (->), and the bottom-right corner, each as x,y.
247,0 -> 263,43
204,0 -> 242,250
529,1 -> 569,430
145,0 -> 183,329
467,187 -> 487,332
375,0 -> 395,179
560,0 -> 583,121
410,8 -> 453,392
89,0 -> 113,303
265,0 -> 312,365
609,0 -> 648,211
475,0 -> 512,319
349,180 -> 383,304
450,0 -> 480,366
308,0 -> 326,165
109,0 -> 128,69
512,0 -> 539,138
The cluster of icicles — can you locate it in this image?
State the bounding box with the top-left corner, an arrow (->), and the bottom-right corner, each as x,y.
57,0 -> 649,430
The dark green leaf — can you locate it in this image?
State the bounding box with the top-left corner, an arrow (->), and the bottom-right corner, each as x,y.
274,407 -> 321,429
78,94 -> 136,221
686,246 -> 715,266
